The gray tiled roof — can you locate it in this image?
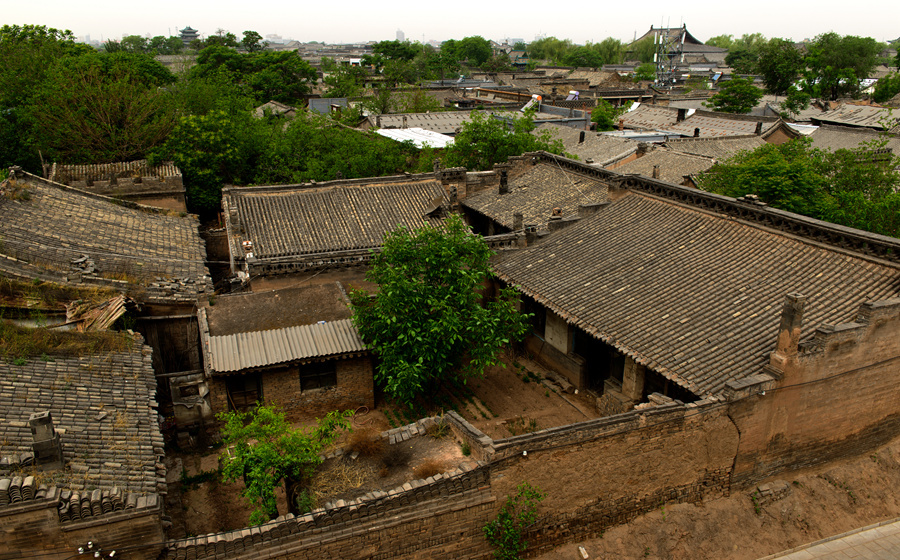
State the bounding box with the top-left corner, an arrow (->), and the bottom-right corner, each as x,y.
363,112 -> 476,135
668,112 -> 780,138
534,123 -> 638,165
462,162 -> 608,230
0,339 -> 164,517
47,160 -> 181,184
206,318 -> 366,374
610,149 -> 716,183
809,124 -> 900,154
620,104 -> 681,130
225,178 -> 447,260
664,135 -> 767,160
812,104 -> 900,132
0,170 -> 210,304
492,192 -> 900,397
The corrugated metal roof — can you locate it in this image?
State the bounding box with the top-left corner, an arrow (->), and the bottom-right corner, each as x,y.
208,318 -> 366,374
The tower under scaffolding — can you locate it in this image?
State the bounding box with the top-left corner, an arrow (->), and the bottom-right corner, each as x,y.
653,26 -> 686,89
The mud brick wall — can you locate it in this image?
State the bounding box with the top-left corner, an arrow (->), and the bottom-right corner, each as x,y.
263,357 -> 374,421
0,499 -> 164,560
486,400 -> 738,552
729,299 -> 900,487
161,458 -> 494,560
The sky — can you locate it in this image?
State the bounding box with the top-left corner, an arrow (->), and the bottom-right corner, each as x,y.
5,0 -> 899,45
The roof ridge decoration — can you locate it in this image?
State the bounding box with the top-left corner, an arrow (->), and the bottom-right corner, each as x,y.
525,151 -> 900,264
223,173 -> 441,195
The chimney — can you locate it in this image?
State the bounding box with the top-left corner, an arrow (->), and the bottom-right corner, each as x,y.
693,127 -> 700,138
652,165 -> 660,179
376,115 -> 381,128
676,108 -> 687,122
29,411 -> 63,470
618,118 -> 625,130
579,130 -> 585,144
769,293 -> 807,373
499,170 -> 509,194
513,212 -> 524,230
402,115 -> 408,129
755,121 -> 763,135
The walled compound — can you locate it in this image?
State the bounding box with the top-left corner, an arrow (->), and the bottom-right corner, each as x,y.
140,151 -> 900,559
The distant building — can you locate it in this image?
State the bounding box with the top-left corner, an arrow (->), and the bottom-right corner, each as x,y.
396,29 -> 405,42
179,26 -> 199,48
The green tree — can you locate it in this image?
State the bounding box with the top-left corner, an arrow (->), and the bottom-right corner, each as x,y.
873,73 -> 900,103
592,99 -> 626,131
321,57 -> 368,97
148,35 -> 183,55
483,483 -> 545,560
757,38 -> 804,96
481,53 -> 514,72
241,30 -> 267,52
779,85 -> 811,118
219,405 -> 352,525
0,24 -> 92,169
204,29 -> 239,49
698,136 -> 900,237
704,77 -> 764,113
705,34 -> 734,49
193,46 -> 317,104
29,52 -> 178,163
512,41 -> 527,51
528,36 -> 574,64
803,33 -> 883,100
372,39 -> 419,61
349,215 -> 531,404
445,36 -> 493,67
628,36 -> 657,63
633,62 -> 656,82
119,34 -> 149,53
442,110 -> 564,171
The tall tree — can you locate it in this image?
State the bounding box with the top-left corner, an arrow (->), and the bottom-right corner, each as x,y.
803,33 -> 883,100
241,30 -> 267,52
29,52 -> 177,163
349,215 -> 531,404
757,38 -> 804,96
703,76 -> 764,114
705,35 -> 734,49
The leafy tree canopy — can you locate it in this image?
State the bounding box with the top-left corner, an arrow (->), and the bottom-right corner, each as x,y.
698,136 -> 900,237
592,99 -> 626,131
241,30 -> 267,52
192,46 -> 316,104
705,34 -> 734,49
703,76 -> 764,113
527,36 -> 574,65
873,73 -> 900,103
757,38 -> 804,96
633,62 -> 656,82
373,39 -> 419,61
219,405 -> 352,525
803,32 -> 884,100
443,36 -> 493,67
29,51 -> 177,163
440,109 -> 564,171
349,215 -> 531,403
628,36 -> 656,63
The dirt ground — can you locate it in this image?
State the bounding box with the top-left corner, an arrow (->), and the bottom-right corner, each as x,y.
533,435 -> 900,560
165,354 -> 595,537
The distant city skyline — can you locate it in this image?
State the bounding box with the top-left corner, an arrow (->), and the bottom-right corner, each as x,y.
6,0 -> 899,46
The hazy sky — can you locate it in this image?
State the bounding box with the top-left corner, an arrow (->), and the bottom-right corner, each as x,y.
6,0 -> 899,45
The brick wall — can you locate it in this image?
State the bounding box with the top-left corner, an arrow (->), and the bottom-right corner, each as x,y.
729,298 -> 900,487
264,357 -> 374,421
207,357 -> 374,421
0,499 -> 164,560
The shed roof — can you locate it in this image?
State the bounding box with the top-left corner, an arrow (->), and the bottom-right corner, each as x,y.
668,111 -> 781,138
492,192 -> 900,397
206,318 -> 366,374
363,112 -> 475,135
224,177 -> 447,261
619,104 -> 681,130
375,127 -> 455,148
0,169 -> 210,305
462,161 -> 608,230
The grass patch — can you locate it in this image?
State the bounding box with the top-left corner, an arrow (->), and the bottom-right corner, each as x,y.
413,459 -> 444,479
0,277 -> 119,309
346,429 -> 385,457
0,321 -> 132,359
